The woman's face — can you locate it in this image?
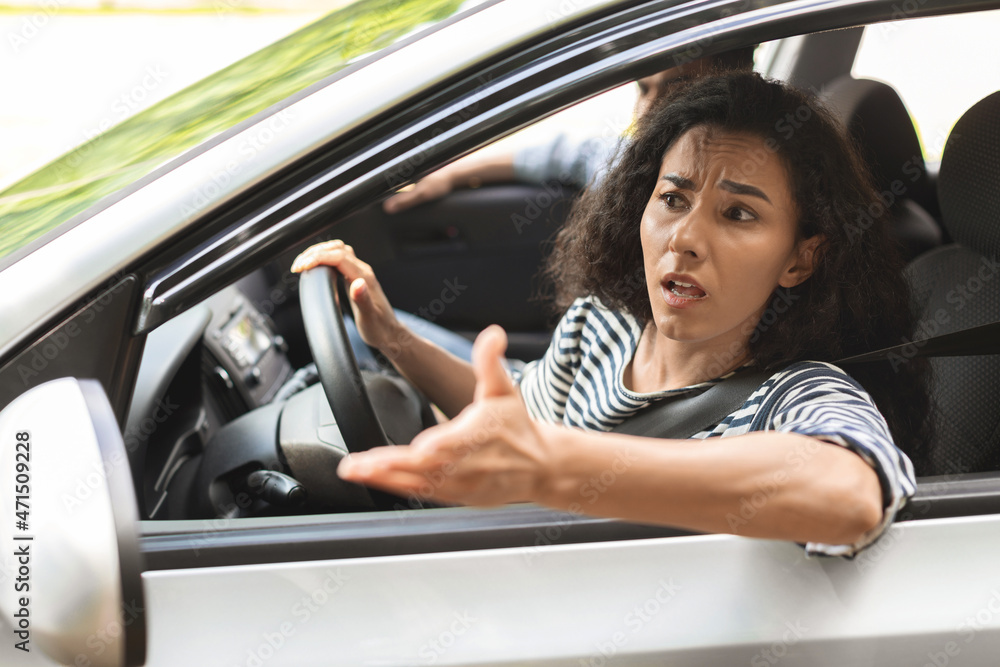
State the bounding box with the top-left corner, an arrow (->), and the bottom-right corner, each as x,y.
640,125 -> 820,354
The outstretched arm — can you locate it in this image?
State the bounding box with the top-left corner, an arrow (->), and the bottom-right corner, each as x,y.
339,326 -> 884,547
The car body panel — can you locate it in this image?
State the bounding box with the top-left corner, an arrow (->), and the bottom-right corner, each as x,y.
2,0 -> 1000,665
135,515 -> 1000,665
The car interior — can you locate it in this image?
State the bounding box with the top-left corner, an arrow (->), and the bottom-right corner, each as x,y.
117,12 -> 1000,530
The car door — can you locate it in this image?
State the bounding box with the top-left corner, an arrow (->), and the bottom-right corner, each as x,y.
4,1 -> 1000,666
6,421 -> 1000,667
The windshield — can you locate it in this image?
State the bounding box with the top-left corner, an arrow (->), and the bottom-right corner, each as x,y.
0,0 -> 464,262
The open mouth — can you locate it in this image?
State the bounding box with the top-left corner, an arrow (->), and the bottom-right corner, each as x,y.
666,280 -> 707,299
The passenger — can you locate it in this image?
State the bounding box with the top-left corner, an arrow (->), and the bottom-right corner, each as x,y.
381,48 -> 756,213
291,72 -> 930,556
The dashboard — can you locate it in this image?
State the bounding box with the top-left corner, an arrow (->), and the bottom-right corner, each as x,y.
125,279 -> 293,519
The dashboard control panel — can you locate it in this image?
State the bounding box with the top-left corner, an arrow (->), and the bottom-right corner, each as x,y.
203,291 -> 291,412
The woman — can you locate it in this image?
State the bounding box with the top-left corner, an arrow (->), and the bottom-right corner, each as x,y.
291,72 -> 929,557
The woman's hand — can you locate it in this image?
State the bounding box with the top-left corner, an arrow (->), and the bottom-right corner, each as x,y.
290,240 -> 402,352
338,325 -> 557,506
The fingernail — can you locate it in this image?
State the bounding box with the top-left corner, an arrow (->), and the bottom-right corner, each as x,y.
338,458 -> 355,476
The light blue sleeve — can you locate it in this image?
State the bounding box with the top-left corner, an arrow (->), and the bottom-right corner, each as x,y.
512,134 -> 622,189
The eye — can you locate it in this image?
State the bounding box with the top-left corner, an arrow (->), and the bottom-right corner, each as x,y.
659,192 -> 687,209
725,206 -> 758,222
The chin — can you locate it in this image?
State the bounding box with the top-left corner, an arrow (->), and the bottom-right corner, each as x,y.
652,311 -> 705,342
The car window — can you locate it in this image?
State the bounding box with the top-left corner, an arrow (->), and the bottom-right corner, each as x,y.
0,0 -> 468,262
492,45 -> 768,158
852,9 -> 1000,164
490,83 -> 637,156
116,5 -> 1000,551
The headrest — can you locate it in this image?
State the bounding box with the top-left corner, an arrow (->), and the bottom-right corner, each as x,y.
939,91 -> 1000,258
824,76 -> 932,212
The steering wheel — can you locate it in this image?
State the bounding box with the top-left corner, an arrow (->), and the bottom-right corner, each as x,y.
298,265 -> 391,454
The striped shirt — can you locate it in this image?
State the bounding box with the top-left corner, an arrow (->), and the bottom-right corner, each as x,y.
516,296 -> 917,557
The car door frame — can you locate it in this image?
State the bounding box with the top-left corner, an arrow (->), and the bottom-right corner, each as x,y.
2,0 -> 1000,565
5,0 -> 1000,662
127,0 -> 1000,553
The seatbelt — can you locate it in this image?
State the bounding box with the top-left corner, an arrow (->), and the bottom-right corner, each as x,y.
834,320 -> 1000,364
611,367 -> 772,439
610,320 -> 1000,439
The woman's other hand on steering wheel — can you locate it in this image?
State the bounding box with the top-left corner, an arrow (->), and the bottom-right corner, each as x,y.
291,240 -> 402,351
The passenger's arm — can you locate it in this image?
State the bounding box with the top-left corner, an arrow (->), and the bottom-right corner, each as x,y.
382,133 -> 620,213
382,150 -> 515,213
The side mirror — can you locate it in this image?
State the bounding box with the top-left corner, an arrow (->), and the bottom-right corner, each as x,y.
0,378 -> 146,667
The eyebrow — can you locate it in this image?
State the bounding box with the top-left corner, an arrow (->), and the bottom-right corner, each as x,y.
661,173 -> 695,190
661,173 -> 774,205
720,179 -> 772,204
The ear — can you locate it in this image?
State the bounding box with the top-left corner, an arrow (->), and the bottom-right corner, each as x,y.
778,234 -> 824,288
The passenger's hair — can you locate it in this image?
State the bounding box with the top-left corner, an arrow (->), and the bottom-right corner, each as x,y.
544,71 -> 932,470
710,45 -> 756,72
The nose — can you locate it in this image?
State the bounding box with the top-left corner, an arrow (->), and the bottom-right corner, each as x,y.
667,204 -> 710,260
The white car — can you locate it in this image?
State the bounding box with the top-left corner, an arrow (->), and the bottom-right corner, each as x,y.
1,0 -> 999,665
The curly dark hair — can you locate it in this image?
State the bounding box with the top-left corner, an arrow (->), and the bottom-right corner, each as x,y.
544,71 -> 932,472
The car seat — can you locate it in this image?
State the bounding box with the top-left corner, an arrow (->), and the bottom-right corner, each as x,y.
824,75 -> 942,260
905,91 -> 1000,476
